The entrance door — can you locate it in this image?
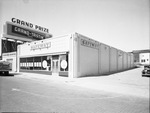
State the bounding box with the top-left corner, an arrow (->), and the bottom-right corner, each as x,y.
52,60 -> 59,73
52,55 -> 59,75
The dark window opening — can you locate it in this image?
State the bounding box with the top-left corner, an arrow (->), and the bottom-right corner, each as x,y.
20,55 -> 51,71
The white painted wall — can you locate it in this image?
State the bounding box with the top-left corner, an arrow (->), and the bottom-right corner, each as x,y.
100,43 -> 110,74
110,47 -> 117,72
127,53 -> 131,68
130,53 -> 134,67
117,50 -> 123,71
123,52 -> 128,70
77,34 -> 99,77
19,35 -> 70,57
140,53 -> 150,65
79,45 -> 99,77
18,33 -> 135,78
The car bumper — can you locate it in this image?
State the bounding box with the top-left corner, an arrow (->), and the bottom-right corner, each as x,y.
142,74 -> 150,77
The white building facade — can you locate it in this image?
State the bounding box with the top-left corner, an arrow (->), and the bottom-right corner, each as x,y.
17,33 -> 135,78
140,53 -> 150,65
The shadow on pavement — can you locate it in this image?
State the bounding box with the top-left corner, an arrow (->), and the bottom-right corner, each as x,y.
0,72 -> 22,77
80,67 -> 140,78
0,74 -> 14,77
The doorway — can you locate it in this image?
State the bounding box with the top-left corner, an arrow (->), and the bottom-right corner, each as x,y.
52,55 -> 59,74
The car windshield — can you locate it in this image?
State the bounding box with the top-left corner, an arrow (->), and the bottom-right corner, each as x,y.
144,65 -> 150,69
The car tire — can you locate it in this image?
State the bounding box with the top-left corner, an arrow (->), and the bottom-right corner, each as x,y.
4,71 -> 9,75
0,72 -> 3,75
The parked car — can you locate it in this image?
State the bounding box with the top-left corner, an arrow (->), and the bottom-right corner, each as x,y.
142,65 -> 150,77
0,60 -> 12,75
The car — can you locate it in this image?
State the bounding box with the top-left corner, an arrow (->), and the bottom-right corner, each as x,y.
142,65 -> 150,77
0,60 -> 12,76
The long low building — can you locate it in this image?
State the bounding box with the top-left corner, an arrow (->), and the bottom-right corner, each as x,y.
17,33 -> 135,78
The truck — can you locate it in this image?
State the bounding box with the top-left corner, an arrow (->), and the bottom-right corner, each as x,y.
0,60 -> 12,75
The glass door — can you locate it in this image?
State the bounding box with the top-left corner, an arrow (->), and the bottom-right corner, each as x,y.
52,55 -> 59,74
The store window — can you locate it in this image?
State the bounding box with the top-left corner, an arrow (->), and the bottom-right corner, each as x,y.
26,57 -> 34,70
60,54 -> 68,71
20,58 -> 27,69
41,56 -> 51,71
34,57 -> 42,70
20,55 -> 51,71
2,40 -> 22,53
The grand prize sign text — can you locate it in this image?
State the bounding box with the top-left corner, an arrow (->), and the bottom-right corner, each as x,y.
11,18 -> 49,33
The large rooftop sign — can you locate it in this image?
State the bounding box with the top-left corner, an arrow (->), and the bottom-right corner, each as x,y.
4,18 -> 52,41
11,18 -> 49,33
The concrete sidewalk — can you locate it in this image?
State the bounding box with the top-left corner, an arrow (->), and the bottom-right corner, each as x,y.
13,67 -> 149,98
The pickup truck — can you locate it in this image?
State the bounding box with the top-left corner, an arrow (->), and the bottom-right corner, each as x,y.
0,60 -> 12,75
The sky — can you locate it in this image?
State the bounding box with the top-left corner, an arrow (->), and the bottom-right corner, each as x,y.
0,0 -> 149,52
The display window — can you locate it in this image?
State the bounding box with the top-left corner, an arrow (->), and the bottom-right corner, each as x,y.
2,40 -> 23,53
34,57 -> 42,70
60,54 -> 68,71
41,56 -> 51,71
20,55 -> 51,71
27,57 -> 34,70
20,58 -> 26,69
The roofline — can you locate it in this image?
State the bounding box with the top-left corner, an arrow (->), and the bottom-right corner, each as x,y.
132,49 -> 150,53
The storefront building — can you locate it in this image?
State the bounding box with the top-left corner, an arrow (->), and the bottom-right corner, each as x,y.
18,35 -> 69,76
1,19 -> 135,78
1,18 -> 52,72
139,53 -> 150,65
17,33 -> 135,78
132,49 -> 150,66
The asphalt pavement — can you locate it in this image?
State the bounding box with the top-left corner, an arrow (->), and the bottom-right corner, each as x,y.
1,68 -> 149,113
12,67 -> 149,98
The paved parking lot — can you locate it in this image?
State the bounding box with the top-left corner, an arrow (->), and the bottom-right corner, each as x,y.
12,67 -> 149,98
1,70 -> 149,113
69,67 -> 149,98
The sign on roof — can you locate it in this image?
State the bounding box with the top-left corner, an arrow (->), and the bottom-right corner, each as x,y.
11,18 -> 49,33
6,22 -> 52,40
